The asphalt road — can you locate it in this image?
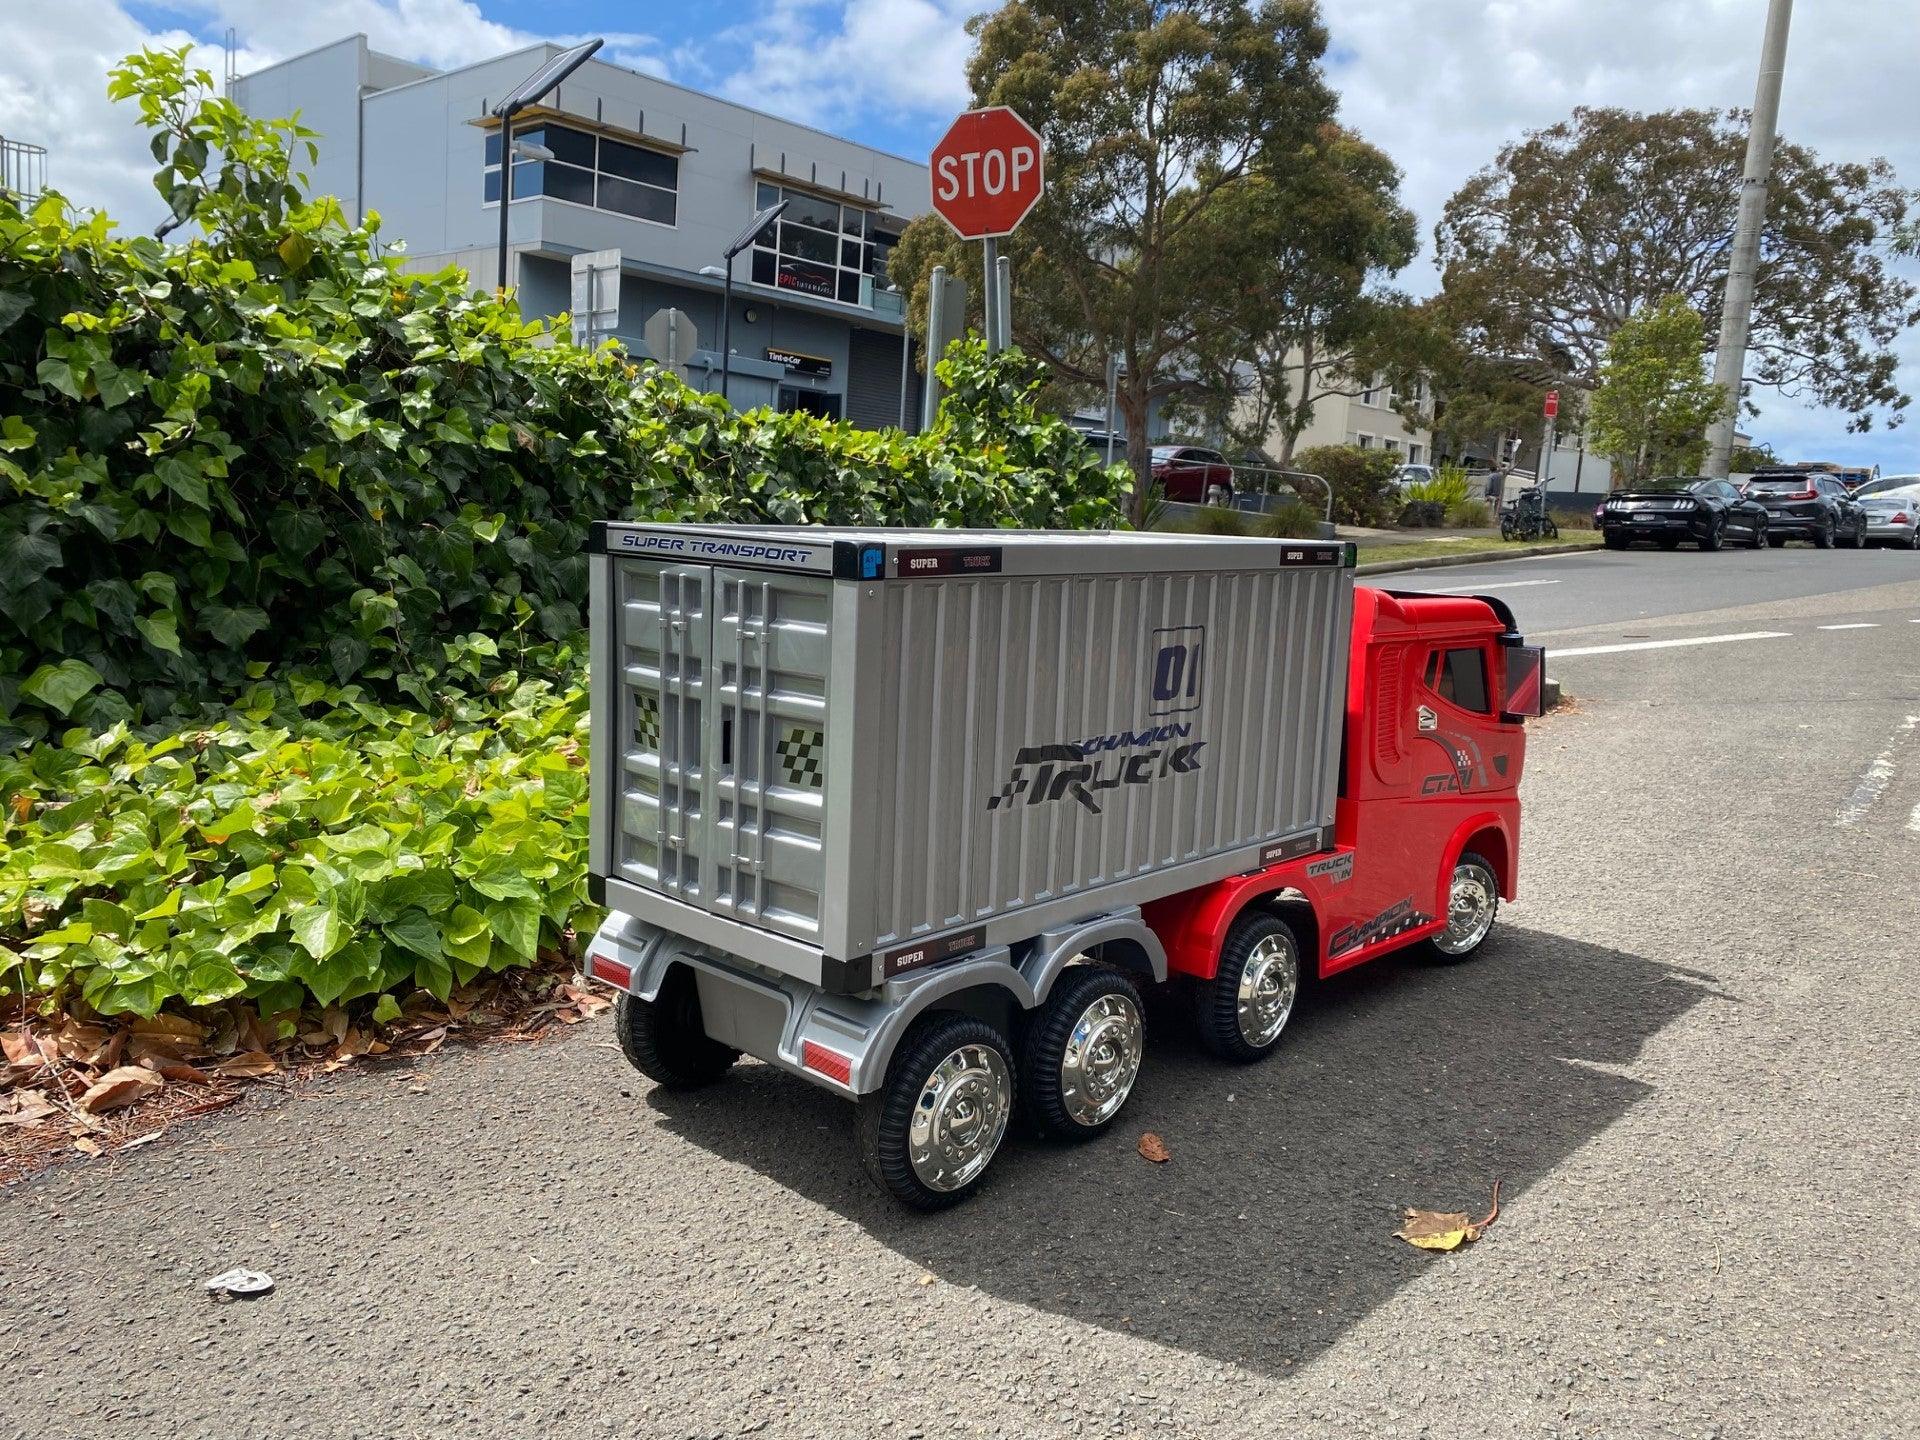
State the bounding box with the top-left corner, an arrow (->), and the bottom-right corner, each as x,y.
5,546 -> 1918,1439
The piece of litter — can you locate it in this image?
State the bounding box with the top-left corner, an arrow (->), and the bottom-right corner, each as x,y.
1137,1132 -> 1171,1164
203,1267 -> 274,1300
1395,1178 -> 1502,1252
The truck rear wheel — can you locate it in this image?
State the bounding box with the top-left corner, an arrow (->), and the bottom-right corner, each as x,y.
613,971 -> 739,1089
1195,911 -> 1301,1063
859,1013 -> 1015,1210
1020,966 -> 1146,1140
1415,851 -> 1500,964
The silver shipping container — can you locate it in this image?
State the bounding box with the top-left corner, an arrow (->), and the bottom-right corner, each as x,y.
587,524 -> 1355,993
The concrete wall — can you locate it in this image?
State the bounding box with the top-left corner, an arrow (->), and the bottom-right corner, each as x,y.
230,37 -> 369,218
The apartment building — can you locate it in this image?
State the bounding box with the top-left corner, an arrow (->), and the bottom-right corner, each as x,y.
232,35 -> 932,425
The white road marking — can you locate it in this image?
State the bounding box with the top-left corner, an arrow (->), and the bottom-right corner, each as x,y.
1909,803 -> 1920,836
1835,715 -> 1920,828
1551,631 -> 1790,658
1817,623 -> 1880,630
1422,578 -> 1563,593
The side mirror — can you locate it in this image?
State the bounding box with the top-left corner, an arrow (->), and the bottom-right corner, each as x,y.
1499,645 -> 1547,720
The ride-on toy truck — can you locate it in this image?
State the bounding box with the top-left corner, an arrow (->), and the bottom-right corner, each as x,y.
582,524 -> 1547,1208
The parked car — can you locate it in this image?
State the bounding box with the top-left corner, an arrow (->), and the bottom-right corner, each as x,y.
1150,444 -> 1234,503
1743,469 -> 1869,548
1391,463 -> 1436,492
1853,476 -> 1920,548
1600,476 -> 1771,551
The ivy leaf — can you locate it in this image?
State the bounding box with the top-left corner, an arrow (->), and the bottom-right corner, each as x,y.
180,953 -> 247,1005
413,950 -> 454,1002
466,853 -> 539,901
135,610 -> 183,655
0,413 -> 35,449
329,631 -> 370,681
443,904 -> 493,965
372,994 -> 403,1025
20,659 -> 104,715
267,507 -> 325,560
165,509 -> 212,547
485,898 -> 540,961
288,903 -> 348,961
382,909 -> 443,962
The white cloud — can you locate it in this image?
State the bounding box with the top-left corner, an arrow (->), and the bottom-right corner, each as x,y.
714,0 -> 990,132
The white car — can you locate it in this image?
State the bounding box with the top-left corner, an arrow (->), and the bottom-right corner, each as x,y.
1853,476 -> 1920,548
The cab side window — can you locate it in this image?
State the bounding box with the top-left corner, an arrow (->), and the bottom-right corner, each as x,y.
1424,646 -> 1490,713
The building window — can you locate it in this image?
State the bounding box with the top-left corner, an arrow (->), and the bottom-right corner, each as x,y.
749,181 -> 901,308
1408,443 -> 1423,465
1356,433 -> 1375,449
1384,437 -> 1401,455
484,122 -> 678,226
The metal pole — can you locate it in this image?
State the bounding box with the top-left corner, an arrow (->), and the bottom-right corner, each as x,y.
982,237 -> 999,354
1104,354 -> 1119,466
1706,0 -> 1793,478
495,111 -> 515,293
719,262 -> 734,405
898,321 -> 912,431
923,265 -> 948,429
995,252 -> 1012,351
1540,416 -> 1557,490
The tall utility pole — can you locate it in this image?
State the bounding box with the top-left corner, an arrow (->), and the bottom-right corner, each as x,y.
1705,0 -> 1793,477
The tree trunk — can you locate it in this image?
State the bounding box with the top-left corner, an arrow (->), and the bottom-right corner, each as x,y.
1121,384 -> 1153,527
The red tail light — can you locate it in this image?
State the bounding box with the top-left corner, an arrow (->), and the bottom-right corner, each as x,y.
801,1041 -> 853,1085
1893,512 -> 1911,524
588,951 -> 633,989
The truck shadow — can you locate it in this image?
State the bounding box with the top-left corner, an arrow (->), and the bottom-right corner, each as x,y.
644,927 -> 1716,1374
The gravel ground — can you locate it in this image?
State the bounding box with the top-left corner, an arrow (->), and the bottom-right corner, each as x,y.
4,555 -> 1917,1439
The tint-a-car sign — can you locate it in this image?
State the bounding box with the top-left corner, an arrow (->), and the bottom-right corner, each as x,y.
930,107 -> 1045,240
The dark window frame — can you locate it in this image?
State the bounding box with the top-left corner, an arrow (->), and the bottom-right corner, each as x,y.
483,121 -> 678,228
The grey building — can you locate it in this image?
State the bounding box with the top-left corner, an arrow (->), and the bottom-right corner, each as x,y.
232,35 -> 930,426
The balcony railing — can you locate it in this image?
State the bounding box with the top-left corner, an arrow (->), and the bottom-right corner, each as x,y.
0,136 -> 46,205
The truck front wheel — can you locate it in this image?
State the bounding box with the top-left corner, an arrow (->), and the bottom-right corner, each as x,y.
1416,852 -> 1500,964
859,1013 -> 1015,1210
613,970 -> 739,1089
1196,911 -> 1302,1063
1020,966 -> 1146,1140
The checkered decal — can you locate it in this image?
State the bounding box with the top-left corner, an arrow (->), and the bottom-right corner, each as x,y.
777,726 -> 826,789
632,694 -> 660,753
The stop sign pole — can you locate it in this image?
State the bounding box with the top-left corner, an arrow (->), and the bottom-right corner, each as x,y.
929,107 -> 1045,355
1540,389 -> 1560,489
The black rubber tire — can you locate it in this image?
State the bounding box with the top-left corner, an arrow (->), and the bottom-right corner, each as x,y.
1657,537 -> 1681,551
858,1013 -> 1014,1211
1194,909 -> 1303,1064
1749,519 -> 1768,549
1699,519 -> 1723,552
1603,532 -> 1628,550
1813,518 -> 1834,549
1413,850 -> 1501,965
613,971 -> 739,1089
1907,528 -> 1919,551
1767,532 -> 1787,547
1838,519 -> 1861,549
1019,966 -> 1145,1141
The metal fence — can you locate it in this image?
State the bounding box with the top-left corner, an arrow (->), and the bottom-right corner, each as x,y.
0,136 -> 47,205
1225,465 -> 1334,531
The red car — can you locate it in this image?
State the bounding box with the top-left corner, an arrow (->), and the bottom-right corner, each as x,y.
1151,444 -> 1234,502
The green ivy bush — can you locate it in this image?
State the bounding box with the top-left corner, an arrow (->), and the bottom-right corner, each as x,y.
2,675 -> 587,1020
0,50 -> 1127,1023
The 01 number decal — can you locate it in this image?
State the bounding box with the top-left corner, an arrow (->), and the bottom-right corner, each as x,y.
1150,626 -> 1205,716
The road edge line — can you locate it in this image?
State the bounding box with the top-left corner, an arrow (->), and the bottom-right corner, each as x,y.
1356,542 -> 1601,577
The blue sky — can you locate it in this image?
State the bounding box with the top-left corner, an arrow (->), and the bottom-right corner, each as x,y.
17,1 -> 1920,471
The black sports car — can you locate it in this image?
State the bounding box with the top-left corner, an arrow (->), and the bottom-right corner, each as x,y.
1600,477 -> 1771,551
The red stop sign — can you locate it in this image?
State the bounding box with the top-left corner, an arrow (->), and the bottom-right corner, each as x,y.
1543,389 -> 1560,419
929,107 -> 1045,240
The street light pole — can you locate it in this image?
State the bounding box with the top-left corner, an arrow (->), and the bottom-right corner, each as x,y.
495,109 -> 516,294
1706,0 -> 1794,477
718,261 -> 735,405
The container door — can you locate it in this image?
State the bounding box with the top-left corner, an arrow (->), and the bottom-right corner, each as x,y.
612,560 -> 713,905
705,566 -> 832,944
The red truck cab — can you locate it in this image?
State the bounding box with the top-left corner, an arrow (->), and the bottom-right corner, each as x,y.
1146,586 -> 1542,995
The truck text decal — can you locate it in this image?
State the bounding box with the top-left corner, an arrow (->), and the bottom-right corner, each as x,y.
986,736 -> 1205,815
616,532 -> 820,566
1328,898 -> 1433,957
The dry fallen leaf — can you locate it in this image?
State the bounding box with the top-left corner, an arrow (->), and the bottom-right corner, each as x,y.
212,1050 -> 277,1079
141,1056 -> 214,1085
1396,1178 -> 1503,1252
0,1092 -> 59,1127
53,1019 -> 113,1063
79,1064 -> 165,1114
1137,1132 -> 1171,1164
72,1135 -> 104,1157
2,1029 -> 48,1071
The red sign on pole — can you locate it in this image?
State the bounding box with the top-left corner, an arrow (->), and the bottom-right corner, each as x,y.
1543,389 -> 1560,419
929,107 -> 1045,240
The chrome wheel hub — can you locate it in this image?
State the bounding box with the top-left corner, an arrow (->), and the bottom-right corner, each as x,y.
1435,863 -> 1497,955
908,1044 -> 1012,1192
1058,992 -> 1144,1127
1236,934 -> 1297,1047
